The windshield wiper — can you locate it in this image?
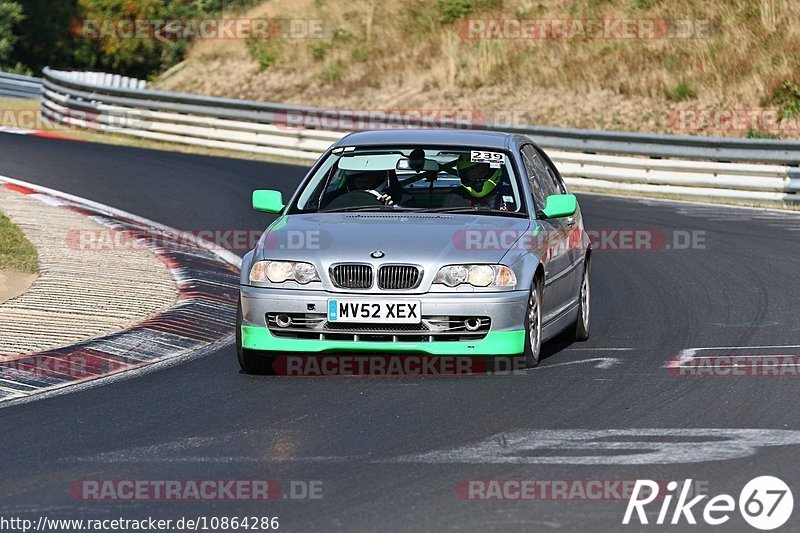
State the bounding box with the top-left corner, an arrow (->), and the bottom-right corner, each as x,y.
420,207 -> 528,218
321,205 -> 424,213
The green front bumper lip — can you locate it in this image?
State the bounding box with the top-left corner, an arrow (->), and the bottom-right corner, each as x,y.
241,326 -> 525,356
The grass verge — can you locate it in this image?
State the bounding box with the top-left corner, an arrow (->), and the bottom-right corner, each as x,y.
0,211 -> 38,274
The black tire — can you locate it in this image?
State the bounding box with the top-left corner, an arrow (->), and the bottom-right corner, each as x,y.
572,257 -> 591,342
523,279 -> 543,368
236,296 -> 276,374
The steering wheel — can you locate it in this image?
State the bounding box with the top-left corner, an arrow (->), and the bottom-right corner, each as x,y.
368,190 -> 402,208
362,189 -> 386,202
323,190 -> 387,210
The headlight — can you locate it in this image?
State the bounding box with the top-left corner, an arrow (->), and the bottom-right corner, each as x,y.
292,262 -> 319,284
265,262 -> 293,283
467,265 -> 495,287
250,261 -> 320,284
433,265 -> 468,287
433,265 -> 517,288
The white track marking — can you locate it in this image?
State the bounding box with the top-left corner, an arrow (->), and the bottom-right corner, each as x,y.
0,127 -> 35,135
390,429 -> 800,465
538,357 -> 621,370
691,355 -> 799,359
666,345 -> 800,369
685,344 -> 800,350
76,428 -> 800,466
563,347 -> 634,351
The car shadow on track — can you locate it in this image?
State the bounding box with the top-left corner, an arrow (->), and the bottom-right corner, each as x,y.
234,333 -> 581,377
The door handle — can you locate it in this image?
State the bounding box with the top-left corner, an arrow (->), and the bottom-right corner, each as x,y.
566,216 -> 576,226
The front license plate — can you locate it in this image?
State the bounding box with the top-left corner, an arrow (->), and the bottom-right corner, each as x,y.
327,300 -> 421,324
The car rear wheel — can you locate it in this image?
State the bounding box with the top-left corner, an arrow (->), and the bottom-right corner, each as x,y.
572,258 -> 591,341
523,280 -> 543,368
236,296 -> 276,374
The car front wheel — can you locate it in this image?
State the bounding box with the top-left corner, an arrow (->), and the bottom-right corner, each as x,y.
572,258 -> 591,342
523,280 -> 543,368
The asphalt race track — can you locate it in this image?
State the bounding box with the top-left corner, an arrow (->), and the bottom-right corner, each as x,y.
1,133 -> 800,531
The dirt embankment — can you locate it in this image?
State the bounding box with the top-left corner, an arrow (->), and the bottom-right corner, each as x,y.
154,0 -> 800,139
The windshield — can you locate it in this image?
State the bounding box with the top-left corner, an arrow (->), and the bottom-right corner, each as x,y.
293,146 -> 527,217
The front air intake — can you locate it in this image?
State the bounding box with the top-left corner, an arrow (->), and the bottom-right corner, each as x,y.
377,265 -> 420,290
330,264 -> 373,289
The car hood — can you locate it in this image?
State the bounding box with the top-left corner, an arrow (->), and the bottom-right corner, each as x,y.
255,212 -> 532,265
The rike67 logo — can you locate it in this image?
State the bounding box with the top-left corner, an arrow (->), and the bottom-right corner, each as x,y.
623,476 -> 793,530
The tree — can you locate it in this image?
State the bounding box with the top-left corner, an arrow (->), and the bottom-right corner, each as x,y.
76,0 -> 193,78
8,0 -> 263,78
12,0 -> 91,75
0,0 -> 26,72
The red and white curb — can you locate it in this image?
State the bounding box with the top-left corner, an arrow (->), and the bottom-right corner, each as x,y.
0,125 -> 82,141
0,175 -> 241,405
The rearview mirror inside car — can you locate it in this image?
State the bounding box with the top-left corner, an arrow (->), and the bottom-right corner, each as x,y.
252,190 -> 284,214
539,194 -> 577,219
338,154 -> 402,171
396,158 -> 440,172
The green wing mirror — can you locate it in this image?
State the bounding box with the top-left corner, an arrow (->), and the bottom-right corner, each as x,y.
539,194 -> 577,219
252,190 -> 284,214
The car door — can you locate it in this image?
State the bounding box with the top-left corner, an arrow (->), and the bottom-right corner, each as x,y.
534,145 -> 585,304
520,144 -> 572,322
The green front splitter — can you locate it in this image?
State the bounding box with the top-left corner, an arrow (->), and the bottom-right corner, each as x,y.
241,326 -> 526,356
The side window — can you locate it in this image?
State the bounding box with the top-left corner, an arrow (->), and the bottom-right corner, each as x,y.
520,144 -> 555,210
547,167 -> 567,194
534,146 -> 567,195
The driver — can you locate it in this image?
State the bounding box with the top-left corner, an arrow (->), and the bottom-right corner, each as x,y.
443,157 -> 503,208
346,170 -> 393,204
323,170 -> 395,209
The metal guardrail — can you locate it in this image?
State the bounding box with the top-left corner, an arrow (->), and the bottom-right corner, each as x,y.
0,72 -> 42,99
31,67 -> 800,204
44,70 -> 146,90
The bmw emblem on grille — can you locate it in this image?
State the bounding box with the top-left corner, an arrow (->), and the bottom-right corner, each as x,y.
370,250 -> 385,259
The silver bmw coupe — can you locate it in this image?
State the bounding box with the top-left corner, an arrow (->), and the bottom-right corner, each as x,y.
237,129 -> 591,373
